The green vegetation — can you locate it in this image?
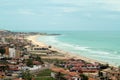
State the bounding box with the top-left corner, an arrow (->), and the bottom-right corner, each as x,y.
34,55 -> 44,64
0,47 -> 6,56
80,74 -> 88,80
26,59 -> 33,67
35,56 -> 42,61
37,69 -> 52,76
35,69 -> 56,80
0,65 -> 9,71
22,70 -> 33,80
55,72 -> 66,80
35,77 -> 55,80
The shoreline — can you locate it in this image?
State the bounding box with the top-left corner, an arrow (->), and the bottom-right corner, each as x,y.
26,35 -> 115,67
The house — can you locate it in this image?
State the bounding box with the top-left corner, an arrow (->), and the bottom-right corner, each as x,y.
33,61 -> 41,65
8,64 -> 19,71
51,67 -> 81,80
64,59 -> 100,73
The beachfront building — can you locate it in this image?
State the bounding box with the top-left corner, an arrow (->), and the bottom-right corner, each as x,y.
25,45 -> 50,54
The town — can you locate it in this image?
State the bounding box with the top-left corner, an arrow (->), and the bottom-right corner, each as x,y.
0,30 -> 120,80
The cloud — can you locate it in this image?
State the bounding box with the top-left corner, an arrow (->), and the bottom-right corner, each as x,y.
17,9 -> 44,16
50,22 -> 58,25
18,9 -> 36,15
62,7 -> 79,13
53,14 -> 63,17
97,0 -> 120,12
47,6 -> 80,14
50,0 -> 120,12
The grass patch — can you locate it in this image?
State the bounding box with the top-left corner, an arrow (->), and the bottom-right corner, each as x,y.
35,69 -> 56,80
37,69 -> 52,77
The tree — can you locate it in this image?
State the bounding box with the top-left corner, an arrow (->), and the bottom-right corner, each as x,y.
22,70 -> 33,80
26,59 -> 33,67
80,74 -> 88,80
0,65 -> 9,72
35,56 -> 44,64
35,56 -> 41,62
0,47 -> 6,56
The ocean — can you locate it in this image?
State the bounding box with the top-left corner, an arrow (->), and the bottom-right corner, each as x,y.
38,31 -> 120,66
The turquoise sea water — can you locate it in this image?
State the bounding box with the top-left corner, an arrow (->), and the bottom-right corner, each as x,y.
38,31 -> 120,66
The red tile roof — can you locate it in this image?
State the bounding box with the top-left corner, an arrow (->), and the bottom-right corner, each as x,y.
33,61 -> 41,65
51,67 -> 79,77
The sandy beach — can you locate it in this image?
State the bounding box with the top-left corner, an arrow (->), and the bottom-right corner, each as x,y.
26,35 -> 109,65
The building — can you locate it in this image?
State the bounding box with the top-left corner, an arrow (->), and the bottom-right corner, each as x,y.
9,48 -> 16,58
25,45 -> 50,53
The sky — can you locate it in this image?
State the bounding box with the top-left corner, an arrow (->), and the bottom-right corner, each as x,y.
0,0 -> 120,31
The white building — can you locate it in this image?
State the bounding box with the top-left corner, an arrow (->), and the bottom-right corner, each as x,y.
9,48 -> 16,58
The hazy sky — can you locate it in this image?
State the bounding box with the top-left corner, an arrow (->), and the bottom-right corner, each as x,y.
0,0 -> 120,31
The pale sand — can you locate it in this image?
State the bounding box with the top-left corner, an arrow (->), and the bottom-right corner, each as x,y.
26,35 -> 47,47
26,35 -> 109,65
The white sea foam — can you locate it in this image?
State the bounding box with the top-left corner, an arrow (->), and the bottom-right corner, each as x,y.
88,50 -> 110,55
40,36 -> 111,54
74,45 -> 89,51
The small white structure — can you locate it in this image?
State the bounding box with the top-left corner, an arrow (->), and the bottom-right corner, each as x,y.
29,65 -> 42,71
20,65 -> 42,71
9,48 -> 16,58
